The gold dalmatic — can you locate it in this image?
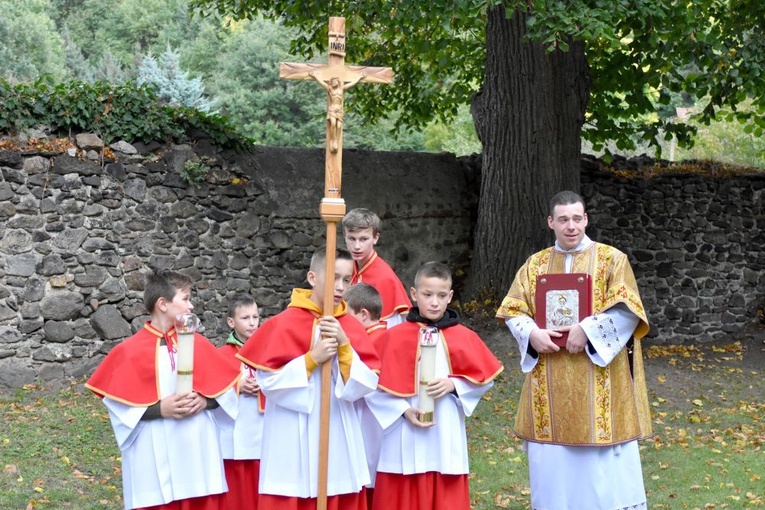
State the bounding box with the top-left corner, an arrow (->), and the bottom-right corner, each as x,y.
497,243 -> 652,445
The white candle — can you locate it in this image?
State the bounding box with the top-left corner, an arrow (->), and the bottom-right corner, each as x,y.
174,313 -> 199,395
417,326 -> 439,423
175,332 -> 195,395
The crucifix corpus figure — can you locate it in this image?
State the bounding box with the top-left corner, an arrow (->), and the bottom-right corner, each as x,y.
277,16 -> 393,510
309,71 -> 365,153
280,17 -> 393,200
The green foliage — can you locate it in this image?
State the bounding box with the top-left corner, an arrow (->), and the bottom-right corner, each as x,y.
0,0 -> 67,82
189,0 -> 488,133
423,104 -> 481,156
0,77 -> 248,149
508,0 -> 765,158
183,17 -> 326,146
189,0 -> 765,159
138,46 -> 216,113
675,103 -> 765,168
181,155 -> 216,186
182,16 -> 425,149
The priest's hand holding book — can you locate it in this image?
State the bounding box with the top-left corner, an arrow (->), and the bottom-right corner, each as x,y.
529,324 -> 587,355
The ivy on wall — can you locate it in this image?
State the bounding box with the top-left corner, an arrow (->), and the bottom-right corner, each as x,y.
0,77 -> 250,150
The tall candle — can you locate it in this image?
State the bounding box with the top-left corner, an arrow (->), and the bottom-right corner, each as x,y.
174,313 -> 199,395
417,326 -> 439,423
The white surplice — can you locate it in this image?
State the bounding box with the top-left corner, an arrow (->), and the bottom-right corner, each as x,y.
256,336 -> 379,498
218,363 -> 264,460
365,336 -> 493,476
103,346 -> 238,510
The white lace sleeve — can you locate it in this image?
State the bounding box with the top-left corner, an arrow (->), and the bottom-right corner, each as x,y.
505,316 -> 539,373
581,304 -> 640,367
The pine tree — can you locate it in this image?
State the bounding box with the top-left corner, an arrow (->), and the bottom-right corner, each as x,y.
137,46 -> 215,113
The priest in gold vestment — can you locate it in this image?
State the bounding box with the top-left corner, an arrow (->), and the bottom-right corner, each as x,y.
497,191 -> 652,510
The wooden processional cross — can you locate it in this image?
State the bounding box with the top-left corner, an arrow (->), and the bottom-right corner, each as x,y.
279,16 -> 393,510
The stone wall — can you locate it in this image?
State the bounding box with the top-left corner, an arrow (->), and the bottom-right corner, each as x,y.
0,138 -> 763,388
0,137 -> 475,388
581,163 -> 765,342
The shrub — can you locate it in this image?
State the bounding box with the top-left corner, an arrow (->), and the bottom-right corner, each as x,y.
0,76 -> 250,149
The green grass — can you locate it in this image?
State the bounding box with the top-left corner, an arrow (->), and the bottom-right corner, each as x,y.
1,342 -> 763,510
0,382 -> 122,509
465,341 -> 764,509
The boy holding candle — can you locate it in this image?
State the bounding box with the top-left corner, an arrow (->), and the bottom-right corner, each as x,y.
342,208 -> 412,327
86,269 -> 240,510
217,294 -> 264,510
365,261 -> 503,510
237,247 -> 380,510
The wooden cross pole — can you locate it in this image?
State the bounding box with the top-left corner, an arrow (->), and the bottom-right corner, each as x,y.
279,16 -> 393,510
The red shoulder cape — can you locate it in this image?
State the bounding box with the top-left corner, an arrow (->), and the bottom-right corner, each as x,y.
376,320 -> 503,396
85,323 -> 240,406
237,298 -> 380,372
367,322 -> 387,354
352,252 -> 412,320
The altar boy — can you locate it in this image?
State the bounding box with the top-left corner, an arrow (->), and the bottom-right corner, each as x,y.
86,269 -> 240,510
217,294 -> 264,510
237,247 -> 380,510
366,261 -> 503,510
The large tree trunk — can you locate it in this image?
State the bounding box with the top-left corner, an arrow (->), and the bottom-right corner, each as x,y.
465,5 -> 590,301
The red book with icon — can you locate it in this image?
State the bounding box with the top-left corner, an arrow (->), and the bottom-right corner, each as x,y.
535,273 -> 592,347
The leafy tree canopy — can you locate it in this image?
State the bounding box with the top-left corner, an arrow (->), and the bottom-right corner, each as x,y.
0,0 -> 67,82
189,0 -> 765,155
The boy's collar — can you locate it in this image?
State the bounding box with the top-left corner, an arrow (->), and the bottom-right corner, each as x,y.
405,306 -> 460,328
226,331 -> 244,348
288,288 -> 348,317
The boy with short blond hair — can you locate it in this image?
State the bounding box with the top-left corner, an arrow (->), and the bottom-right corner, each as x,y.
86,269 -> 240,510
366,262 -> 503,510
237,248 -> 380,510
218,294 -> 263,510
342,208 -> 411,327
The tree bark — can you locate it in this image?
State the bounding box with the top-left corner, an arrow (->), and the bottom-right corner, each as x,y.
466,5 -> 590,301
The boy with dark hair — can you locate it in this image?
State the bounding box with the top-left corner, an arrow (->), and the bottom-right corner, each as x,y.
344,282 -> 386,508
345,282 -> 386,344
86,269 -> 240,510
218,294 -> 263,510
366,261 -> 503,510
237,248 -> 380,510
342,208 -> 411,327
